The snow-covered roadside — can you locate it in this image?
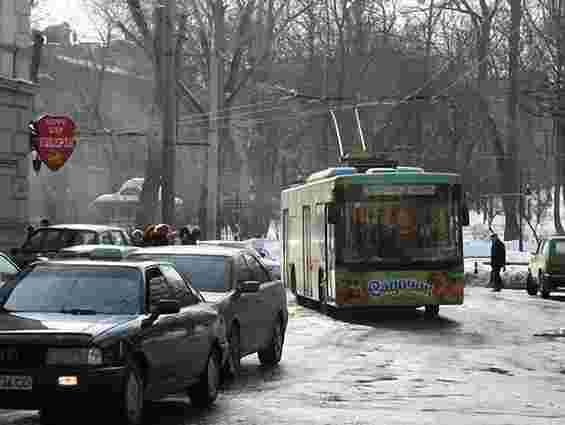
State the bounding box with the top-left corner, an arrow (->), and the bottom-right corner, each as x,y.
464,255 -> 529,290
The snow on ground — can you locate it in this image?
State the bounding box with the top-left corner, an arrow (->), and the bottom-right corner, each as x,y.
464,212 -> 533,290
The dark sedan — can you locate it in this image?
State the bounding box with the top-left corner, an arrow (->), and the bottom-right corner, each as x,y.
127,245 -> 288,377
10,224 -> 132,268
0,259 -> 229,425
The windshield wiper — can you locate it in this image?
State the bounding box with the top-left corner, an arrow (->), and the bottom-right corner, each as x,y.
60,308 -> 98,315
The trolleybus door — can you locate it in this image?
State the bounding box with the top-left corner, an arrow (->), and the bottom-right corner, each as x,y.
315,204 -> 328,303
282,209 -> 289,287
303,206 -> 312,297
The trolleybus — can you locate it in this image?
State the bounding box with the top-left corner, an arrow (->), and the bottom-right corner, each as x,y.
281,155 -> 470,316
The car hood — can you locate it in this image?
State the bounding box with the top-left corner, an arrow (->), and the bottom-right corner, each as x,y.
0,311 -> 135,338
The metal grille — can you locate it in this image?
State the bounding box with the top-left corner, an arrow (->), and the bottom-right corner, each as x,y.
0,346 -> 46,369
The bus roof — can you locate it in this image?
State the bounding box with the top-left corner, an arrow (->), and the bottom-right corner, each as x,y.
282,167 -> 460,194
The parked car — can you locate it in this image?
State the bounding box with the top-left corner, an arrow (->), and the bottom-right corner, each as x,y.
0,259 -> 229,424
55,244 -> 139,261
10,224 -> 132,267
127,245 -> 288,376
199,240 -> 281,280
0,252 -> 19,287
526,235 -> 565,298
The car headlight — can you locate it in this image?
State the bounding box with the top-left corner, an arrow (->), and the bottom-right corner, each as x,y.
46,347 -> 103,366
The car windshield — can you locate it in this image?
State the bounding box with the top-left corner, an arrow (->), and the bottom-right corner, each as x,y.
22,229 -> 98,251
130,253 -> 229,292
0,265 -> 143,315
336,184 -> 461,265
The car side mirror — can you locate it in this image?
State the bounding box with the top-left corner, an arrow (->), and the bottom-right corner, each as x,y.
10,248 -> 19,256
142,299 -> 180,328
155,299 -> 181,315
236,281 -> 260,293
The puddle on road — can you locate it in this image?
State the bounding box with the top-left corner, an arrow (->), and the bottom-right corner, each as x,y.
480,366 -> 514,376
534,328 -> 565,338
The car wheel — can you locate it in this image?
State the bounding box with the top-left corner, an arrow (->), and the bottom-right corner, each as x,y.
258,317 -> 284,366
121,361 -> 145,425
225,324 -> 241,379
526,272 -> 538,296
188,349 -> 221,408
539,271 -> 551,299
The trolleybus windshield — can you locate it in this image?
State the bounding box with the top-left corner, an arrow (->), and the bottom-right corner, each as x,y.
335,184 -> 461,266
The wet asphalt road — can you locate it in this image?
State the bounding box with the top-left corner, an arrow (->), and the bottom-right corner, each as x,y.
2,287 -> 565,425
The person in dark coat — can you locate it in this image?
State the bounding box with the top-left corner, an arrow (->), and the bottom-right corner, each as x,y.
180,226 -> 196,245
490,233 -> 506,291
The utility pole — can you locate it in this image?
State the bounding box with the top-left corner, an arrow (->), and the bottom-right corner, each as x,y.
207,0 -> 225,239
160,0 -> 177,225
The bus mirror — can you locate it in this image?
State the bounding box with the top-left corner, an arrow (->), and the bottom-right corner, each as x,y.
460,203 -> 470,226
327,205 -> 339,224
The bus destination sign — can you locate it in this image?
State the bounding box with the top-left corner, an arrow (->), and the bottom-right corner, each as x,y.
364,185 -> 437,196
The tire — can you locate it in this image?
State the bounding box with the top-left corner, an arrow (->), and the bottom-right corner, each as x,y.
120,360 -> 145,425
225,324 -> 241,379
526,272 -> 538,296
539,271 -> 551,299
424,304 -> 440,318
188,349 -> 221,408
258,317 -> 284,366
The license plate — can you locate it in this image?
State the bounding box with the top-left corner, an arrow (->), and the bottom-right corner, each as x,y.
0,375 -> 32,391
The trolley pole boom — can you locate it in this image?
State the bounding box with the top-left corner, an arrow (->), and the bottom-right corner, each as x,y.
329,110 -> 345,158
354,107 -> 367,152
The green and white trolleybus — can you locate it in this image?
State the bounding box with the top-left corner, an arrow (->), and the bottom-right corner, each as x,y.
281,157 -> 470,316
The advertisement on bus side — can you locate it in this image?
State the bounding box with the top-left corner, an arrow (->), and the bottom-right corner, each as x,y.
333,270 -> 464,306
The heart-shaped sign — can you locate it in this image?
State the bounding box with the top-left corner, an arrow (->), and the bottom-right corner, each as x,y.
35,115 -> 77,171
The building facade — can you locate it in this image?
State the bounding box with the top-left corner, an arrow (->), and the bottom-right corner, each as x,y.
0,0 -> 36,250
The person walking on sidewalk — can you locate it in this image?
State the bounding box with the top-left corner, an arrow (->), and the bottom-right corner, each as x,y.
490,233 -> 506,291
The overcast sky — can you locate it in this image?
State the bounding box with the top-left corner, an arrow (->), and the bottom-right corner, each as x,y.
36,0 -> 100,41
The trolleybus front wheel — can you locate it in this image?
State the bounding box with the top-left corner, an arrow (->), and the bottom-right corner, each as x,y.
424,304 -> 440,318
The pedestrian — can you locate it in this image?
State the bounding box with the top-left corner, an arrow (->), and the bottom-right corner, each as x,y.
26,225 -> 35,241
180,226 -> 196,245
490,233 -> 506,292
131,229 -> 144,246
191,225 -> 201,244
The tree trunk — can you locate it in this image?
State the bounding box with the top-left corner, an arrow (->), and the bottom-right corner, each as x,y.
502,0 -> 521,241
206,0 -> 225,239
136,132 -> 162,226
554,184 -> 564,233
553,115 -> 564,232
